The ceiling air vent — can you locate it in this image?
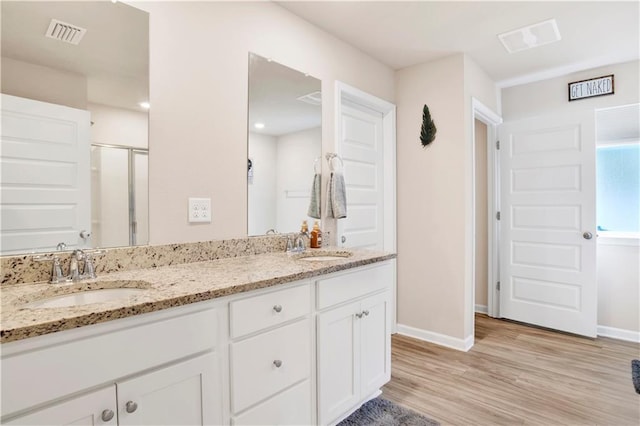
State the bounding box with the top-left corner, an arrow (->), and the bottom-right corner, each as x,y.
498,19 -> 561,54
297,91 -> 322,106
45,19 -> 87,45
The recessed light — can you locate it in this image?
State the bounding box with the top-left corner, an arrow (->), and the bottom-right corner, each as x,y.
139,102 -> 150,109
254,122 -> 265,129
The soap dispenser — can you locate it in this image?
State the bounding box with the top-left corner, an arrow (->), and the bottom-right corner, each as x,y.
310,221 -> 322,248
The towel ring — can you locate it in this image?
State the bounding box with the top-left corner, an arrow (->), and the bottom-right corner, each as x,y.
325,153 -> 344,172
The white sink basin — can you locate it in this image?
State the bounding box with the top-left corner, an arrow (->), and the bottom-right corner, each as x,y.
299,256 -> 350,262
23,288 -> 147,309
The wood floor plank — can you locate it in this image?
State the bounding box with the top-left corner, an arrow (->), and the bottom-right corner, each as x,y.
382,314 -> 640,425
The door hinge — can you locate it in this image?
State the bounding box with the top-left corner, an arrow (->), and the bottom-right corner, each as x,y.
496,211 -> 501,221
496,140 -> 500,150
496,281 -> 501,291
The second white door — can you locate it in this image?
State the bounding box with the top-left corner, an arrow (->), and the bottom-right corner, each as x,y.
499,110 -> 597,337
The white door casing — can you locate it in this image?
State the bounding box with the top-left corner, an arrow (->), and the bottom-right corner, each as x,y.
499,110 -> 597,337
1,94 -> 91,254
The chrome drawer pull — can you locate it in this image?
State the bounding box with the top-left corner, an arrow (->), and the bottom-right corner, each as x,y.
101,409 -> 115,421
273,304 -> 283,313
273,359 -> 283,368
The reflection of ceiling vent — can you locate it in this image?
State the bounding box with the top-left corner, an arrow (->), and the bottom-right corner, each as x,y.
45,19 -> 87,45
297,91 -> 322,106
498,19 -> 561,53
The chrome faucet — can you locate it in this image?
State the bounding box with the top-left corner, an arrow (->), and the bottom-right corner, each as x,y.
68,249 -> 85,282
293,230 -> 310,253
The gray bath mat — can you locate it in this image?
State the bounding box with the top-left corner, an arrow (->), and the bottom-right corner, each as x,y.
632,359 -> 640,394
338,397 -> 439,426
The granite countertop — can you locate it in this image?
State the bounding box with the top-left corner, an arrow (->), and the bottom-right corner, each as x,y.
0,248 -> 395,344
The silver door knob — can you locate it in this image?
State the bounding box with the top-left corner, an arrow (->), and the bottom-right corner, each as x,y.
583,232 -> 593,240
101,409 -> 115,422
273,359 -> 283,368
273,304 -> 282,313
125,401 -> 138,413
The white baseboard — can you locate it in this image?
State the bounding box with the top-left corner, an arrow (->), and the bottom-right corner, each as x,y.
397,324 -> 474,352
597,325 -> 640,343
475,304 -> 488,314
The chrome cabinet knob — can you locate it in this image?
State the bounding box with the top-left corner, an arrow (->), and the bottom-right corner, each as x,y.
125,401 -> 138,413
355,312 -> 363,319
273,359 -> 283,368
362,310 -> 370,317
583,231 -> 593,240
101,409 -> 115,422
273,304 -> 283,313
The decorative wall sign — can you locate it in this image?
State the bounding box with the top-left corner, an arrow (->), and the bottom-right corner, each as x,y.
568,74 -> 614,101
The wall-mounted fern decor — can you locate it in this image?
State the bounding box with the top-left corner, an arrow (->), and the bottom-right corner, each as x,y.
420,104 -> 437,147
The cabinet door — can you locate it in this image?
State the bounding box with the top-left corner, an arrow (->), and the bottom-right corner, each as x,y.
360,291 -> 391,397
317,301 -> 361,425
117,352 -> 221,426
4,386 -> 116,426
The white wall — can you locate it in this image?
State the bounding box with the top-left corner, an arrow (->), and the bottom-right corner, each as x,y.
395,54 -> 498,346
131,0 -> 395,244
502,60 -> 640,335
276,127 -> 321,233
248,132 -> 277,235
1,57 -> 87,110
88,103 -> 148,149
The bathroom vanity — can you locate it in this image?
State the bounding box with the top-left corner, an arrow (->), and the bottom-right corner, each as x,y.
0,245 -> 395,426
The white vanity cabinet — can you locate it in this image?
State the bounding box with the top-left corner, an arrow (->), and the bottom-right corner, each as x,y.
316,262 -> 393,425
229,282 -> 314,425
1,305 -> 224,426
5,352 -> 218,426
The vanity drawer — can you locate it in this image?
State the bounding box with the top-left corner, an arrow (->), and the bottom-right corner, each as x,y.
230,282 -> 310,338
317,261 -> 393,310
231,379 -> 311,425
230,318 -> 311,413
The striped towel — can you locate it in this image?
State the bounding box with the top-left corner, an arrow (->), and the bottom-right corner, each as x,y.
307,173 -> 321,219
326,171 -> 347,219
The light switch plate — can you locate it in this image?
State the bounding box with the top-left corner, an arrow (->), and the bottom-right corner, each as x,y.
188,198 -> 211,223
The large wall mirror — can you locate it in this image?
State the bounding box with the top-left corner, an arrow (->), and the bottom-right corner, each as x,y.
0,1 -> 149,255
247,53 -> 322,236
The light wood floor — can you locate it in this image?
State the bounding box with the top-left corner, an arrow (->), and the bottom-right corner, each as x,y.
382,314 -> 640,425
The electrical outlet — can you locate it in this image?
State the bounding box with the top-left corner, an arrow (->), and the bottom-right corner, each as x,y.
188,198 -> 211,223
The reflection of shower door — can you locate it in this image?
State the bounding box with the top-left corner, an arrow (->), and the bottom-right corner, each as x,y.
91,144 -> 148,248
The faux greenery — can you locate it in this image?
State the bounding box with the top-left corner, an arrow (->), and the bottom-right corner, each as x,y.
420,104 -> 437,147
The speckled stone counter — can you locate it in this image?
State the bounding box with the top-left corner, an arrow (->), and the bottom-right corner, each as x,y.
1,248 -> 395,343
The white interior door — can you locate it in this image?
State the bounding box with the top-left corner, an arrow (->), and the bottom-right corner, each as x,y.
1,94 -> 90,254
337,103 -> 384,250
499,110 -> 597,337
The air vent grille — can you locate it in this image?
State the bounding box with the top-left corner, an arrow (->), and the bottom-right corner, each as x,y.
297,91 -> 322,106
498,19 -> 561,54
45,19 -> 87,45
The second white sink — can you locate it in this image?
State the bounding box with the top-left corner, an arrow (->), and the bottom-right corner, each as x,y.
23,288 -> 147,309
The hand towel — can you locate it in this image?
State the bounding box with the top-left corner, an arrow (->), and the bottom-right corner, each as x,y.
326,171 -> 347,219
307,173 -> 321,219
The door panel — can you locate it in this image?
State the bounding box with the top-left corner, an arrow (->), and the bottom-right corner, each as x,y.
499,111 -> 596,337
4,386 -> 116,426
338,105 -> 384,250
1,94 -> 90,254
360,292 -> 391,397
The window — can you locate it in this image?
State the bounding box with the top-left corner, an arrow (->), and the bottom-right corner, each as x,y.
596,143 -> 640,233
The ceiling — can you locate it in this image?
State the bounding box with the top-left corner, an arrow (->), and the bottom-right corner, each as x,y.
277,1 -> 640,87
249,53 -> 322,136
1,1 -> 148,111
